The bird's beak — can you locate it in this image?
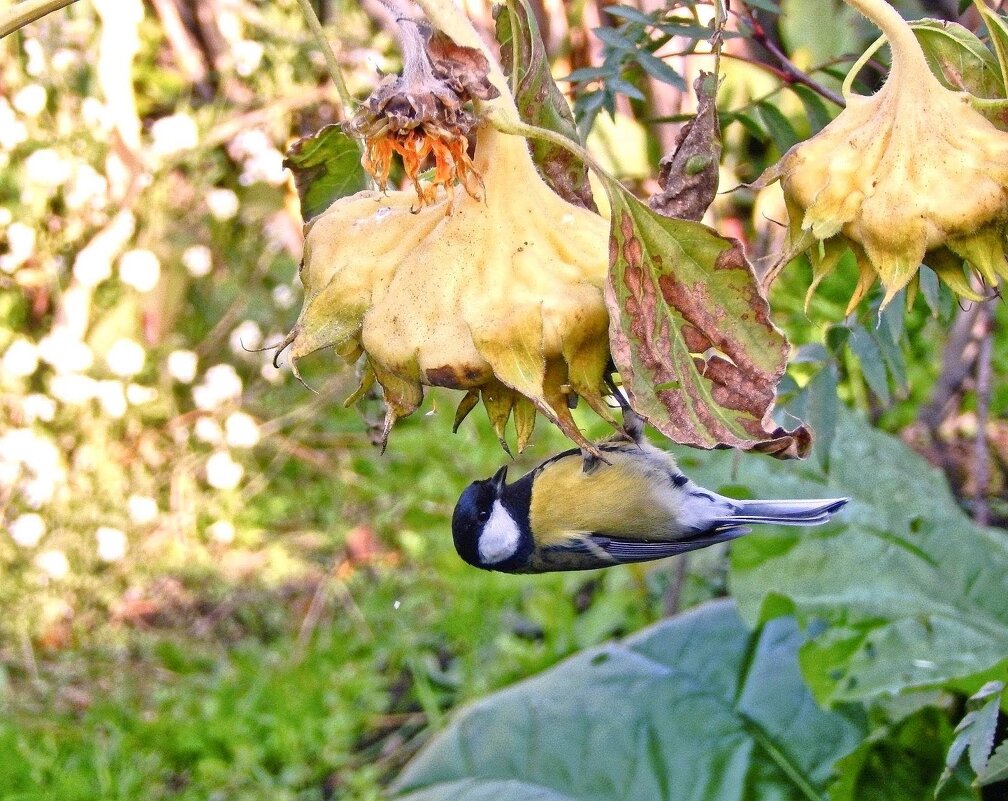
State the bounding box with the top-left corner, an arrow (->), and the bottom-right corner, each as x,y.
491,465 -> 508,493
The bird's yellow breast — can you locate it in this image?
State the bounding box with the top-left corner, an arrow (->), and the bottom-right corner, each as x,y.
528,446 -> 682,546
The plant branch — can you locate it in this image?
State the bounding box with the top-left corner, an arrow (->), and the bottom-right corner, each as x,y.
0,0 -> 78,38
737,2 -> 846,107
293,0 -> 354,121
973,305 -> 994,526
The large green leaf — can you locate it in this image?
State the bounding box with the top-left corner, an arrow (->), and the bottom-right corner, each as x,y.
393,600 -> 864,801
674,414 -> 1008,706
603,183 -> 810,458
496,0 -> 595,210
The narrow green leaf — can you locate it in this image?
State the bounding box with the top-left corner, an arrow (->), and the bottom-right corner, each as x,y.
791,84 -> 835,134
919,266 -> 942,314
805,366 -> 839,473
730,111 -> 768,140
593,25 -> 638,51
633,50 -> 687,90
849,323 -> 891,405
756,101 -> 800,153
284,125 -> 368,222
603,5 -> 654,25
607,75 -> 647,101
564,66 -> 613,82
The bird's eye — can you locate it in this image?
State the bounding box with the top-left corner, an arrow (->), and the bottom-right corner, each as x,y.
477,510 -> 490,523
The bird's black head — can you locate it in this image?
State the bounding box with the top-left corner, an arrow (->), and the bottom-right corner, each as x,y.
451,466 -> 531,572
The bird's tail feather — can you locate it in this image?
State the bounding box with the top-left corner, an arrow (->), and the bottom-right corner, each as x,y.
718,497 -> 848,528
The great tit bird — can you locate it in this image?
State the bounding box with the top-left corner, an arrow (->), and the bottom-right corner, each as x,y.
452,417 -> 847,574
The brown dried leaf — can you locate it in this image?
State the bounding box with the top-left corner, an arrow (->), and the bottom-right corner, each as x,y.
648,72 -> 721,222
425,29 -> 500,101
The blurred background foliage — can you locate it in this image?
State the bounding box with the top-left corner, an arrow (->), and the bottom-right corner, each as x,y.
0,0 -> 1006,799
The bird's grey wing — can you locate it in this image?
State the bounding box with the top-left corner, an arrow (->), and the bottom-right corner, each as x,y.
536,527 -> 750,569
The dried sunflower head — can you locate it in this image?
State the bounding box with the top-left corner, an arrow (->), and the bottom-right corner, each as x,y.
761,0 -> 1008,310
277,27 -> 612,453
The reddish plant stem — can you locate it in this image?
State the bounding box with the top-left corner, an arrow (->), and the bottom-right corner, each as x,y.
737,1 -> 846,107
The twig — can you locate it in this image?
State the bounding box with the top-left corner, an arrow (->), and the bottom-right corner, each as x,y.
973,305 -> 994,525
0,0 -> 79,38
737,1 -> 846,107
294,0 -> 355,121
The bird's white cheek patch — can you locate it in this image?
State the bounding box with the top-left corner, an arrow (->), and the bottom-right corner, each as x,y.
478,501 -> 521,564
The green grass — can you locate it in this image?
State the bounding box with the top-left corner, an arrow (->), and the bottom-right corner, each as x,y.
0,392 -> 723,800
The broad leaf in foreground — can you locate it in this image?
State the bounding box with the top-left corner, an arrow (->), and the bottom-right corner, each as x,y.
393,600 -> 863,801
676,414 -> 1008,706
604,183 -> 810,458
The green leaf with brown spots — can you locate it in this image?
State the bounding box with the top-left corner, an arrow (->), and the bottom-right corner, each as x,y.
284,124 -> 368,223
602,181 -> 810,458
495,0 -> 595,210
911,20 -> 1004,99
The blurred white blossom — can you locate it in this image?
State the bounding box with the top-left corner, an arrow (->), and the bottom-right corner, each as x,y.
127,495 -> 159,525
233,39 -> 265,76
2,338 -> 39,378
206,188 -> 239,220
207,519 -> 236,544
22,475 -> 57,508
51,48 -> 79,72
150,113 -> 199,157
0,99 -> 29,151
229,319 -> 263,355
72,211 -> 136,287
24,148 -> 73,188
194,416 -> 224,445
23,38 -> 46,76
192,363 -> 243,411
12,84 -> 46,117
271,284 -> 296,309
205,451 -> 243,490
182,244 -> 213,277
126,383 -> 157,405
106,338 -> 145,377
225,411 -> 260,448
96,526 -> 127,562
49,373 -> 98,405
229,129 -> 286,186
9,513 -> 45,547
21,394 -> 56,423
96,380 -> 127,418
167,349 -> 198,383
81,97 -> 112,135
1,222 -> 37,273
39,330 -> 93,373
118,248 -> 161,292
34,549 -> 70,580
65,164 -> 109,211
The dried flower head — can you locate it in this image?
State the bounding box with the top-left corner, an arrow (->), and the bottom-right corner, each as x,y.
346,22 -> 498,205
760,0 -> 1008,310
